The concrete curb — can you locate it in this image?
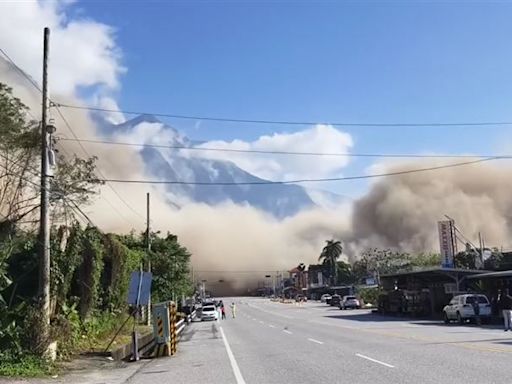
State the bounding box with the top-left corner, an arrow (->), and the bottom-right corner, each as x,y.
111,333 -> 154,361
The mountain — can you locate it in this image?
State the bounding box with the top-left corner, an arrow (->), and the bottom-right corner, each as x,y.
108,115 -> 339,217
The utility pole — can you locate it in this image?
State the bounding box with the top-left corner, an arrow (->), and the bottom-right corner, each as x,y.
39,27 -> 51,331
145,192 -> 151,326
478,232 -> 484,269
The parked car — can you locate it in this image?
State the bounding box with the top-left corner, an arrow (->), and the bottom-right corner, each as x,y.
201,304 -> 219,321
340,295 -> 361,310
330,294 -> 341,306
320,294 -> 332,303
443,294 -> 491,324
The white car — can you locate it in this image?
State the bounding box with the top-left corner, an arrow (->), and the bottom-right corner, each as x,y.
340,295 -> 361,310
201,304 -> 219,321
320,294 -> 331,303
443,294 -> 491,324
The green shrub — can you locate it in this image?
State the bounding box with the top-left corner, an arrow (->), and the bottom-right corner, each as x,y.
0,355 -> 55,377
358,287 -> 380,306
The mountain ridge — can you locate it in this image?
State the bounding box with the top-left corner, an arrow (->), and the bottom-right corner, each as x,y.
109,114 -> 345,217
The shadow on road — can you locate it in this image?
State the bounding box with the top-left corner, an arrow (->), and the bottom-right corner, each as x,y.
424,338 -> 512,345
142,370 -> 170,374
324,312 -> 409,322
324,310 -> 507,332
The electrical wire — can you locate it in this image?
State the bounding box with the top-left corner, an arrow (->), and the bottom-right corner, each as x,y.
0,46 -> 144,224
91,157 -> 503,186
57,137 -> 497,159
53,107 -> 145,222
0,47 -> 42,92
55,102 -> 512,128
0,154 -> 103,231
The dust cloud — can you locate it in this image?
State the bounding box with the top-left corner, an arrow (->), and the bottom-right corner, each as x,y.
350,159 -> 512,254
5,59 -> 512,294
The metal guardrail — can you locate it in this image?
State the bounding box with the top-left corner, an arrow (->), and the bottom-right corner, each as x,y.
177,309 -> 196,336
176,318 -> 185,335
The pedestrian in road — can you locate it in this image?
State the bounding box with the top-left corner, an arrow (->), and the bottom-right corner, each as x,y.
499,288 -> 512,331
221,303 -> 226,320
471,294 -> 481,326
230,302 -> 236,318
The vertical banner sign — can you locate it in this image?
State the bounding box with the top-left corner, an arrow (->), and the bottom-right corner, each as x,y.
438,220 -> 456,268
152,303 -> 170,344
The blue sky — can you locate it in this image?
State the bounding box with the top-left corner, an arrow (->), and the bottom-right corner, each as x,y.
78,0 -> 512,197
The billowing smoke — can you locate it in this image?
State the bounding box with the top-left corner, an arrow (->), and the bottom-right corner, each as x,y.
0,56 -> 353,295
5,3 -> 512,296
350,159 -> 512,255
6,52 -> 512,295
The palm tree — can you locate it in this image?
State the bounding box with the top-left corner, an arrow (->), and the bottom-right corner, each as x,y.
319,240 -> 343,286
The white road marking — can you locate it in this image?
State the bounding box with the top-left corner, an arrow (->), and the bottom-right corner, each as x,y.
246,302 -> 294,319
269,324 -> 276,328
220,327 -> 247,384
355,353 -> 394,368
307,338 -> 324,345
283,330 -> 293,334
259,320 -> 264,324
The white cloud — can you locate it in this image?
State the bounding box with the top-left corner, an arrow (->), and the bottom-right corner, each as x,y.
193,124 -> 353,181
0,0 -> 124,96
92,94 -> 125,124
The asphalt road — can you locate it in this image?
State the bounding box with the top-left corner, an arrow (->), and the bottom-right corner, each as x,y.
119,298 -> 512,383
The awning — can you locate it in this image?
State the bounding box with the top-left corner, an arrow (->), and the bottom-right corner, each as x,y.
466,270 -> 512,280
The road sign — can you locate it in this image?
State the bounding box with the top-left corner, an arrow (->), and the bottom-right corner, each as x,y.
438,220 -> 456,268
127,271 -> 152,306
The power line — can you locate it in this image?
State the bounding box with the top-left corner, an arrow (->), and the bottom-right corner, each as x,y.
0,47 -> 42,92
57,137 -> 496,159
0,153 -> 108,235
52,107 -> 145,222
0,155 -> 89,226
0,46 -> 144,224
88,157 -> 502,186
55,102 -> 512,128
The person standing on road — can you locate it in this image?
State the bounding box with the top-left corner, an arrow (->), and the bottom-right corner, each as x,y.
471,294 -> 481,326
500,288 -> 512,331
230,302 -> 236,318
220,301 -> 226,320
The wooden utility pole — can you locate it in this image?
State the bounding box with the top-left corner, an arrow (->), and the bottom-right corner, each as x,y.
39,27 -> 51,330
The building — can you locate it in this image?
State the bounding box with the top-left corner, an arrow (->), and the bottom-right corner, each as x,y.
378,267 -> 488,317
307,264 -> 326,300
282,265 -> 307,298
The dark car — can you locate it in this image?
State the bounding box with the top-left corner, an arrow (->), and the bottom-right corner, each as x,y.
330,294 -> 341,306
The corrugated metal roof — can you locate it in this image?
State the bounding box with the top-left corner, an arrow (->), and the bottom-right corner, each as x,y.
381,267 -> 489,278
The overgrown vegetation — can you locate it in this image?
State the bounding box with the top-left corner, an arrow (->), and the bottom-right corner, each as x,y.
0,83 -> 194,376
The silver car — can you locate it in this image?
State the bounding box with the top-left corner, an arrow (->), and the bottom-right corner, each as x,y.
340,295 -> 361,310
201,304 -> 219,321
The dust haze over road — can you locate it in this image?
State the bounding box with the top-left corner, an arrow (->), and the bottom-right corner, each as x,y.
4,55 -> 512,294
350,159 -> 512,255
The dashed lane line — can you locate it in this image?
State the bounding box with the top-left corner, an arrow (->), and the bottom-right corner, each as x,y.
307,338 -> 324,345
355,353 -> 395,368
